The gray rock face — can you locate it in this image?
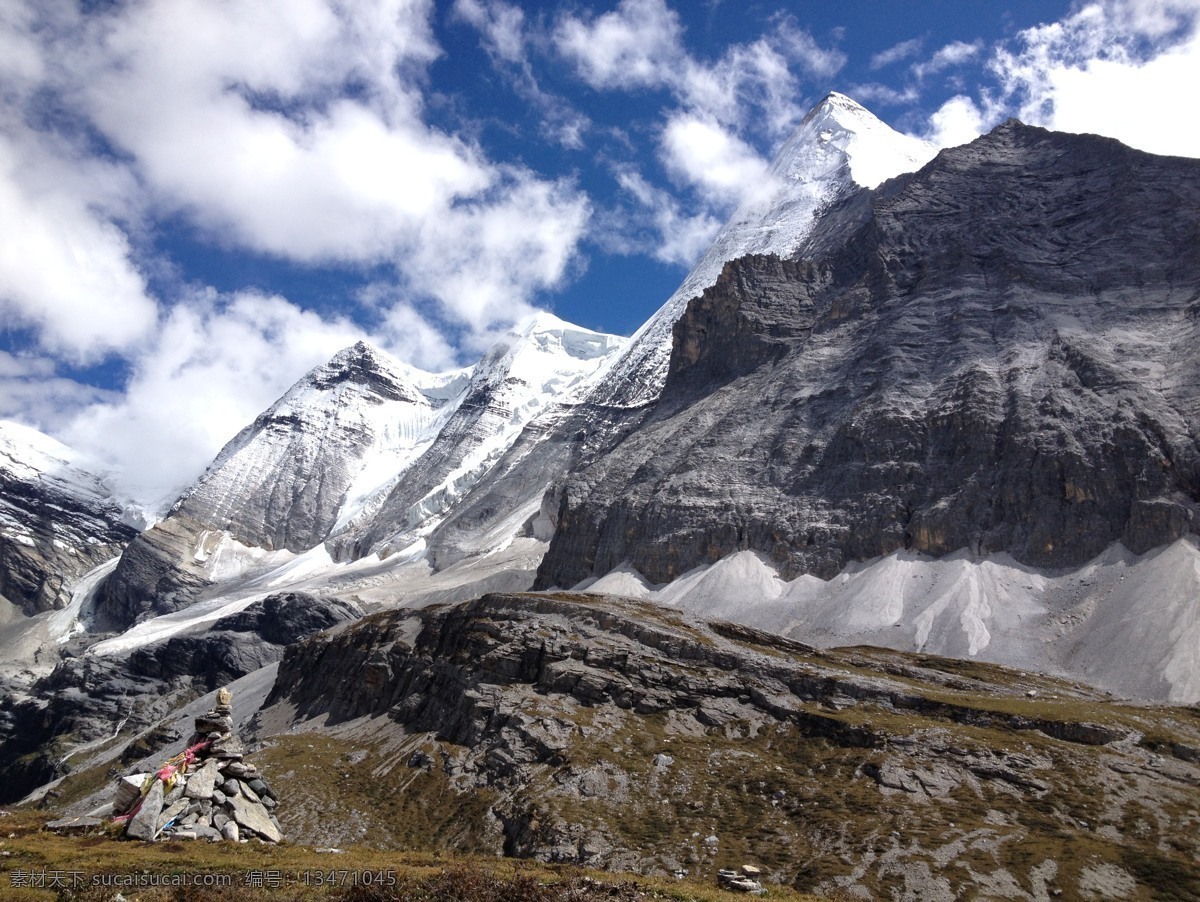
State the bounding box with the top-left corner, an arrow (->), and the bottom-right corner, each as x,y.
537,122 -> 1200,588
181,341 -> 445,554
213,592 -> 363,646
97,342 -> 455,629
126,592 -> 362,686
125,778 -> 163,841
264,590 -> 1200,894
93,513 -> 212,631
0,423 -> 137,616
0,592 -> 359,804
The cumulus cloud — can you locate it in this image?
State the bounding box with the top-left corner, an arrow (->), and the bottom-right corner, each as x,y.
921,0 -> 1200,156
0,4 -> 158,364
992,0 -> 1200,157
62,290 -> 364,508
925,95 -> 991,148
554,0 -> 843,137
371,297 -> 460,372
4,0 -> 589,348
554,0 -> 683,91
0,129 -> 159,362
659,114 -> 769,206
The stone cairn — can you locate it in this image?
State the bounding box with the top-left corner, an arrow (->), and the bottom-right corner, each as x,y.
717,864 -> 765,894
110,688 -> 282,843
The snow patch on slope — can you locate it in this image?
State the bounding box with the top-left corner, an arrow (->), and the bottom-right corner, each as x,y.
578,540 -> 1200,704
0,420 -> 126,530
333,313 -> 625,556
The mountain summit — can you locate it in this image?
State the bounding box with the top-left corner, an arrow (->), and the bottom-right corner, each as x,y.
586,93 -> 937,409
4,95 -> 1200,899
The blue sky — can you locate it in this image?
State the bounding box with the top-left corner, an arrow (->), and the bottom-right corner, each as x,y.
2,0 -> 1198,507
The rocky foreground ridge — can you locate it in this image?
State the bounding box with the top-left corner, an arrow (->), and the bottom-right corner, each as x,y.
538,121 -> 1200,588
255,591 -> 1200,899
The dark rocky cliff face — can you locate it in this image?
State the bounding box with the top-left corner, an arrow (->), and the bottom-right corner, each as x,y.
537,122 -> 1200,588
0,591 -> 359,804
0,468 -> 137,617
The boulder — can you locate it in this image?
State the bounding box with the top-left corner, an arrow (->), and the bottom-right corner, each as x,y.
125,779 -> 164,841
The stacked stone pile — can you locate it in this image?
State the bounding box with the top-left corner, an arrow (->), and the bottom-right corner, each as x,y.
111,688 -> 282,843
717,865 -> 765,894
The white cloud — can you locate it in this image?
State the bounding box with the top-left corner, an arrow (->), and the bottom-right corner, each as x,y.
62,290 -> 364,509
924,0 -> 1200,155
926,95 -> 990,148
0,4 -> 158,364
375,302 -> 460,372
552,2 -> 843,272
613,167 -> 721,266
554,2 -> 842,138
453,0 -> 592,151
871,38 -> 923,70
913,40 -> 983,80
991,0 -> 1200,157
660,114 -> 769,206
0,352 -> 117,434
4,0 -> 589,342
453,0 -> 527,64
554,0 -> 683,91
0,129 -> 159,362
1040,34 -> 1200,155
849,82 -> 921,106
405,174 -> 590,332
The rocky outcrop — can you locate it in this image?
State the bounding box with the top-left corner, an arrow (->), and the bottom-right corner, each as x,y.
263,591 -> 1200,896
0,422 -> 137,616
126,592 -> 362,684
0,592 -> 359,804
537,122 -> 1200,588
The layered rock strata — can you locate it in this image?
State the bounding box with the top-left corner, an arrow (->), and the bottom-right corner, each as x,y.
0,422 -> 136,616
538,122 -> 1200,588
265,592 -> 1200,896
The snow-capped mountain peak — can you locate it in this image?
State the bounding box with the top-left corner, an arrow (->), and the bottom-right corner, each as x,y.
170,342 -> 469,553
784,92 -> 936,189
585,93 -> 937,409
0,420 -> 123,510
326,316 -> 627,558
479,312 -> 628,406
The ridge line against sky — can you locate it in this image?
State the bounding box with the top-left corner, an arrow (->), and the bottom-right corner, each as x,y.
1,0 -> 1198,509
